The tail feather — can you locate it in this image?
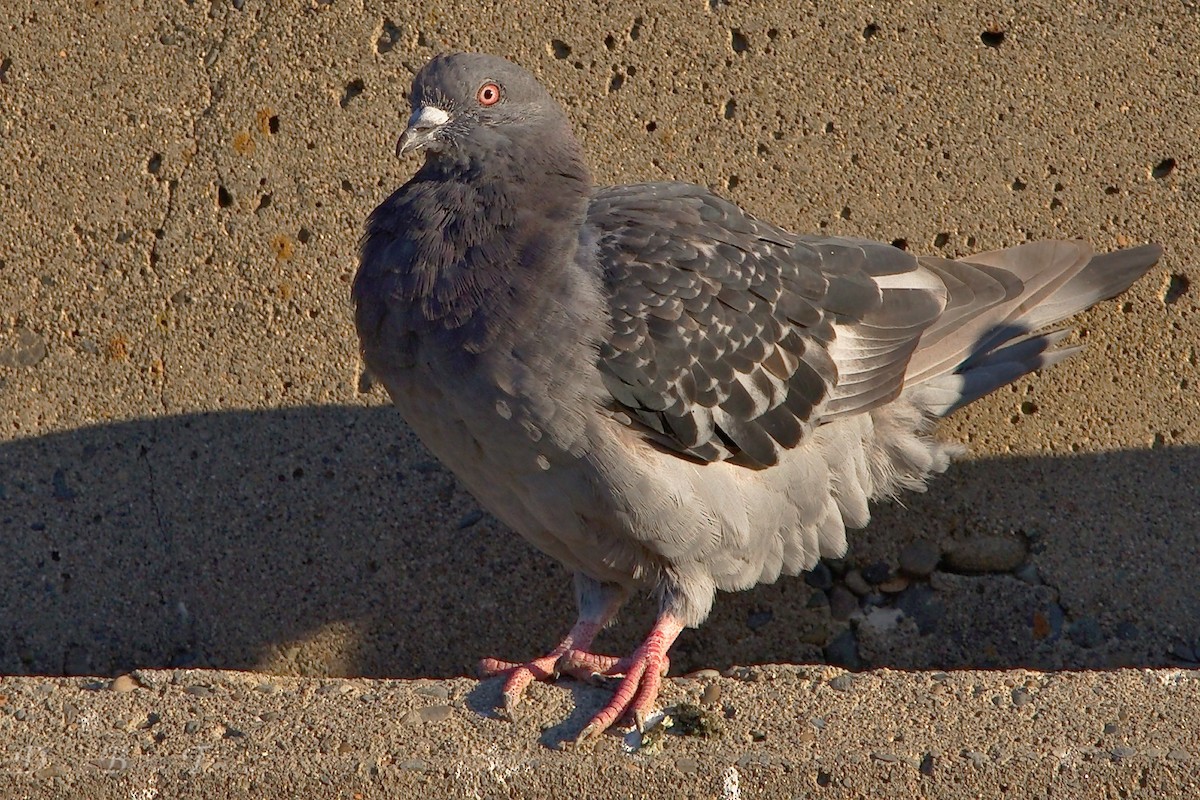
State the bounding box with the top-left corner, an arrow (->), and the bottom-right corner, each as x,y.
905,241 -> 1162,415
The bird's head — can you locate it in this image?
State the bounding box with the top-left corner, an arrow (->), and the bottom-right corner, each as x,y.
397,52 -> 572,160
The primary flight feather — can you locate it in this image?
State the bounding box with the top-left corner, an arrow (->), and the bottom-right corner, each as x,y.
353,52 -> 1161,739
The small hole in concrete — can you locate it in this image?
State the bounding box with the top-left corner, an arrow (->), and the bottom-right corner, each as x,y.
1164,273 -> 1189,305
147,153 -> 162,175
0,57 -> 12,84
757,143 -> 770,156
891,238 -> 908,250
549,39 -> 571,59
730,28 -> 750,53
934,232 -> 950,247
967,236 -> 977,248
340,79 -> 365,109
630,17 -> 643,40
824,121 -> 835,133
723,98 -> 736,120
298,227 -> 312,244
863,23 -> 880,39
1011,178 -> 1026,191
839,206 -> 851,220
256,194 -> 272,212
609,73 -> 625,92
1054,182 -> 1064,191
1050,198 -> 1063,210
217,185 -> 233,208
645,121 -> 657,133
1121,301 -> 1134,313
767,28 -> 779,40
1104,186 -> 1120,195
604,34 -> 616,50
268,115 -> 279,134
726,175 -> 740,190
981,29 -> 1005,47
341,179 -> 353,192
1020,400 -> 1038,415
376,18 -> 401,54
1152,157 -> 1177,178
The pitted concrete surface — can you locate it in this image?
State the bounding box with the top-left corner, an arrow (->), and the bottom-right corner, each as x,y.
1,1 -> 1197,797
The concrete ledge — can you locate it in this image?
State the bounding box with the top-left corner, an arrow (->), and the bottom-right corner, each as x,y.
3,667 -> 1198,798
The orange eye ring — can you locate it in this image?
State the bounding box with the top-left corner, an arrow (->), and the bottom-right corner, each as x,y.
477,82 -> 501,106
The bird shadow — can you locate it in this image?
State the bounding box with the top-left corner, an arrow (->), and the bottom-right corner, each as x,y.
1,405 -> 1197,685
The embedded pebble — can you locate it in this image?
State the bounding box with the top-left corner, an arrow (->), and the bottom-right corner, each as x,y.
1014,563 -> 1042,585
414,684 -> 450,700
805,561 -> 833,590
1011,687 -> 1032,708
828,674 -> 856,692
1111,746 -> 1137,760
943,536 -> 1027,573
110,674 -> 138,693
687,668 -> 721,680
700,683 -> 721,705
878,576 -> 909,593
403,705 -> 453,724
824,630 -> 860,669
898,540 -> 940,577
0,327 -> 47,367
675,757 -> 699,774
828,585 -> 859,621
861,561 -> 892,584
844,570 -> 872,596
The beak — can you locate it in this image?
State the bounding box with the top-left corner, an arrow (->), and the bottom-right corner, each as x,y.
397,105 -> 451,157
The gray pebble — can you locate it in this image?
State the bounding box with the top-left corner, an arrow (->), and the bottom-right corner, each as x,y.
399,759 -> 427,771
457,509 -> 484,528
898,540 -> 940,577
403,705 -> 453,724
1111,746 -> 1137,760
805,561 -> 833,590
828,585 -> 859,621
184,719 -> 202,734
700,683 -> 721,705
1011,687 -> 1032,708
1170,641 -> 1198,663
414,684 -> 449,700
843,570 -> 872,596
828,674 -> 855,692
861,561 -> 892,585
675,757 -> 699,774
184,685 -> 212,697
1168,749 -> 1189,761
1013,563 -> 1042,585
944,536 -> 1027,573
0,328 -> 47,368
872,751 -> 900,763
824,629 -> 860,670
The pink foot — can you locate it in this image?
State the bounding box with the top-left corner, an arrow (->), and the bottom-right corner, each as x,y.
573,613 -> 685,739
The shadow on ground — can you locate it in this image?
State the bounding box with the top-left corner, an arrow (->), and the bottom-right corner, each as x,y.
2,407 -> 1197,680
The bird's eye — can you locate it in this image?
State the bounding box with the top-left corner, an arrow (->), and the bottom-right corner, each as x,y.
477,82 -> 501,106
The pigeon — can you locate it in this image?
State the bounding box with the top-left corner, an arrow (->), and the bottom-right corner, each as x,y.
353,52 -> 1162,739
